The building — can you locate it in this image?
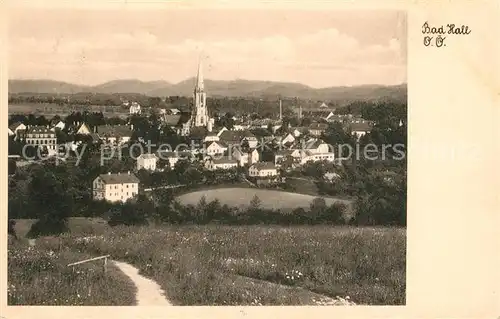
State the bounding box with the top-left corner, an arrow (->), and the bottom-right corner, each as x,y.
158,151 -> 193,169
218,130 -> 258,148
92,172 -> 140,203
205,158 -> 238,171
308,123 -> 329,137
137,153 -> 158,171
190,59 -> 211,129
96,125 -> 133,145
349,122 -> 372,139
205,141 -> 228,156
9,122 -> 27,140
25,126 -> 57,153
50,120 -> 66,131
232,147 -> 260,166
203,133 -> 220,143
274,149 -> 302,166
129,102 -> 142,115
76,122 -> 92,135
300,151 -> 335,165
302,138 -> 331,154
248,162 -> 279,177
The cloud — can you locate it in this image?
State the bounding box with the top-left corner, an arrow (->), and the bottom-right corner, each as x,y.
9,26 -> 406,87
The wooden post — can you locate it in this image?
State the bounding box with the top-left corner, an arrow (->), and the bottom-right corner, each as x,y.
103,256 -> 108,275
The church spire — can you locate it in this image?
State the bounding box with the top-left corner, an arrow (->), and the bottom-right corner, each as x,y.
196,57 -> 204,91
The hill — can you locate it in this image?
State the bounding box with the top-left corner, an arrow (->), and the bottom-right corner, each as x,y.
9,78 -> 407,103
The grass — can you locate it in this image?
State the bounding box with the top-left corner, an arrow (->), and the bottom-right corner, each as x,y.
7,234 -> 137,306
9,218 -> 405,306
176,187 -> 353,212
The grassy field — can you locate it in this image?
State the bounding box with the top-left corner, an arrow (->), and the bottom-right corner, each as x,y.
7,235 -> 137,306
176,188 -> 353,211
9,218 -> 405,306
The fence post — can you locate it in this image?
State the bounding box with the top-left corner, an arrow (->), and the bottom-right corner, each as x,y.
103,256 -> 107,275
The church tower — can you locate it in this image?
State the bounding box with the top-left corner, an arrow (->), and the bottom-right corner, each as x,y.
191,59 -> 209,127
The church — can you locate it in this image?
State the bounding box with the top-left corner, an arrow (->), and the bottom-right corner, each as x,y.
179,60 -> 215,136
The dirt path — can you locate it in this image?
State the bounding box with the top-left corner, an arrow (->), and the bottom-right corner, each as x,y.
113,261 -> 172,306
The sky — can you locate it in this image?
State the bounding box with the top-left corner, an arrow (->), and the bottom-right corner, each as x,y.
8,7 -> 407,88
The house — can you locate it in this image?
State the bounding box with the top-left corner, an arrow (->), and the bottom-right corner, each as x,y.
129,102 -> 141,114
205,141 -> 228,156
300,151 -> 335,165
308,123 -> 328,137
274,149 -> 302,166
219,130 -> 258,148
280,133 -> 296,145
248,162 -> 279,178
92,172 -> 140,203
288,127 -> 306,138
302,138 -> 331,154
203,133 -> 220,143
76,122 -> 92,135
8,127 -> 15,137
233,123 -> 251,131
169,108 -> 181,115
9,122 -> 27,139
157,151 -> 193,169
96,125 -> 133,145
50,120 -> 66,131
320,102 -> 329,108
349,122 -> 372,139
137,153 -> 158,171
205,158 -> 238,171
25,126 -> 57,153
232,147 -> 260,166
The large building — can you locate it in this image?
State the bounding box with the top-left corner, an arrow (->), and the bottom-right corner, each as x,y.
25,126 -> 57,153
92,172 -> 140,203
186,59 -> 214,134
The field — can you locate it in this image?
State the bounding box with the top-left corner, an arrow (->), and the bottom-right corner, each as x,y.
9,218 -> 405,306
9,103 -> 129,118
176,188 -> 352,211
8,234 -> 137,305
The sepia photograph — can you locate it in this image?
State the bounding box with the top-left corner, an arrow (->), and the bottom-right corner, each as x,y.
7,6 -> 407,306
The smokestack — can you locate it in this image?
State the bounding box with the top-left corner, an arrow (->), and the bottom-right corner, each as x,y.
279,99 -> 283,121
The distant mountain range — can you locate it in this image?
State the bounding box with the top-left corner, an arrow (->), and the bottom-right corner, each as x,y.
9,78 -> 407,102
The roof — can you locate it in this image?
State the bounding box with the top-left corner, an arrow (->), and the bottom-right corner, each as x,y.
251,162 -> 277,171
158,151 -> 192,158
212,158 -> 238,165
27,126 -> 54,134
304,139 -> 325,149
9,122 -> 25,131
349,122 -> 372,132
308,123 -> 329,130
97,125 -> 132,137
190,126 -> 209,138
98,172 -> 140,184
138,153 -> 158,160
219,130 -> 256,143
163,114 -> 182,126
206,141 -> 228,149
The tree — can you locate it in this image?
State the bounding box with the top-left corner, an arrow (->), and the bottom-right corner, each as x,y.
249,195 -> 262,210
26,169 -> 74,237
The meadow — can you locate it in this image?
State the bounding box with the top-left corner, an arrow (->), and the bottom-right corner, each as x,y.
8,235 -> 137,306
9,218 -> 405,306
177,188 -> 353,212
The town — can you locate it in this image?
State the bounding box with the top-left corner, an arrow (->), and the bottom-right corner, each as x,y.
8,8 -> 407,308
9,61 -> 405,206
